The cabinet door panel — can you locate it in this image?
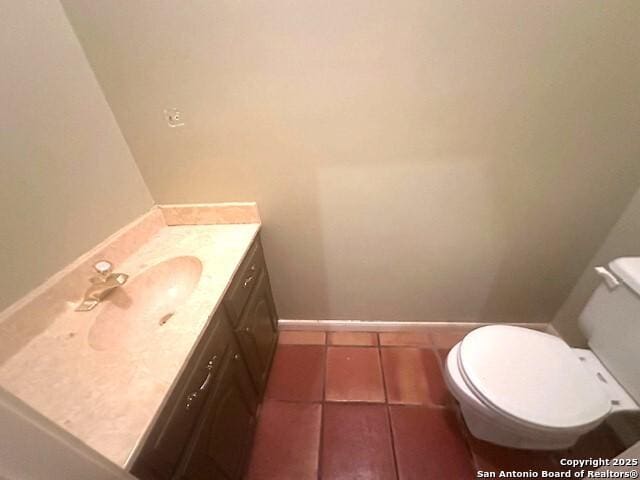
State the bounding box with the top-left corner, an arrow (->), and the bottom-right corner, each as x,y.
131,315 -> 232,480
175,351 -> 257,480
234,272 -> 278,393
248,289 -> 277,368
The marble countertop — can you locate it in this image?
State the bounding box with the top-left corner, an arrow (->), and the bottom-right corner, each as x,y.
0,205 -> 260,468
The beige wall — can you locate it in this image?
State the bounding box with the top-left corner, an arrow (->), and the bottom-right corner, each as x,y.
0,0 -> 153,311
553,185 -> 640,346
62,0 -> 640,322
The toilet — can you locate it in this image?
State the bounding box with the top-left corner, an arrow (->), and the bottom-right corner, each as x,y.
445,257 -> 640,450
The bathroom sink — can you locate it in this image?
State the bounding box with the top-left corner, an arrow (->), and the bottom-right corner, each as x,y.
88,256 -> 203,351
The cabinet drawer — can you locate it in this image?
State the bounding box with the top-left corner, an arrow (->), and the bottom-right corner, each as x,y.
132,313 -> 233,479
224,239 -> 264,327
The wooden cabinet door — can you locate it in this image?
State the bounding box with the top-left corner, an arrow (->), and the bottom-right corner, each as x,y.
174,349 -> 257,480
234,271 -> 278,393
131,316 -> 233,480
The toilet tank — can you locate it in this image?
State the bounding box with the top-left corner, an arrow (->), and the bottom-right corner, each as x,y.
579,257 -> 640,403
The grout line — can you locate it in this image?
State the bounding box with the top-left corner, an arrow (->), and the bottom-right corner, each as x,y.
428,333 -> 480,472
316,335 -> 328,480
429,338 -> 457,411
280,343 -> 437,349
377,334 -> 401,480
375,339 -> 388,405
263,397 -> 454,410
385,408 -> 400,480
453,405 -> 482,473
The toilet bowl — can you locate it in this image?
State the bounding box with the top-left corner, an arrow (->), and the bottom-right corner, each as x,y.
444,257 -> 640,450
445,325 -> 638,449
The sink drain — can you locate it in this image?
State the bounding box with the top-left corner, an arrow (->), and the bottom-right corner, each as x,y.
159,313 -> 174,326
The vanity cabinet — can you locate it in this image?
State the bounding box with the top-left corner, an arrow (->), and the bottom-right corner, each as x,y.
174,340 -> 257,480
131,234 -> 278,480
225,241 -> 278,393
131,312 -> 236,479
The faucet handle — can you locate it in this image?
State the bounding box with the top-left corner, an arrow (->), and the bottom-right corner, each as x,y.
93,260 -> 113,276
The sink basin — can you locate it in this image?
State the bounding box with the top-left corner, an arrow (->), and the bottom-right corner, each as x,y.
88,256 -> 203,351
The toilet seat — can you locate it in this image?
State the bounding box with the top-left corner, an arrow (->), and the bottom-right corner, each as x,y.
457,326 -> 611,432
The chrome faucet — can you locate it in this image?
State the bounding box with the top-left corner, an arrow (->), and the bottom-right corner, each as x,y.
75,260 -> 129,311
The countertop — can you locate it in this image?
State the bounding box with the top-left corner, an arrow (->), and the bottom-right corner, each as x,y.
0,205 -> 260,467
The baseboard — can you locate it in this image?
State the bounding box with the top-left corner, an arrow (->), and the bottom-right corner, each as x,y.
278,319 -> 554,333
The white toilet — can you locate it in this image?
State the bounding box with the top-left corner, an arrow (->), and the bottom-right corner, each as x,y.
445,257 -> 640,450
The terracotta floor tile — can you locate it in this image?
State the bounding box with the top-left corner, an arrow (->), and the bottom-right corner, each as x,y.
246,400 -> 321,480
327,331 -> 378,346
438,349 -> 451,363
565,423 -> 626,471
325,347 -> 385,402
429,327 -> 475,349
265,345 -> 325,401
379,331 -> 432,347
390,406 -> 475,480
381,348 -> 452,406
278,330 -> 326,345
321,403 -> 396,480
468,435 -> 562,473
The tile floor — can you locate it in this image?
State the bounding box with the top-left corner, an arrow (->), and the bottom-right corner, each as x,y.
245,329 -> 626,480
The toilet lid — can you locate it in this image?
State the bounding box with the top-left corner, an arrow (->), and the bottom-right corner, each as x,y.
458,325 -> 611,430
